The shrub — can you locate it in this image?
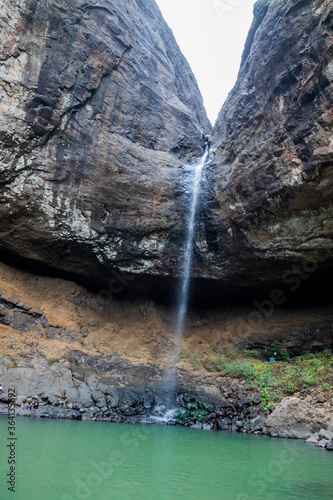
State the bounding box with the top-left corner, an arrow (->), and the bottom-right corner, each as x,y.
242,348 -> 260,359
219,360 -> 257,381
301,374 -> 319,387
258,366 -> 273,389
260,387 -> 270,403
179,349 -> 201,367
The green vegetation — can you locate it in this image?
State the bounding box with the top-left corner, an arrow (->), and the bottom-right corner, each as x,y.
179,348 -> 201,367
218,359 -> 257,381
174,401 -> 214,425
241,348 -> 260,359
181,344 -> 333,408
6,354 -> 17,370
186,152 -> 193,162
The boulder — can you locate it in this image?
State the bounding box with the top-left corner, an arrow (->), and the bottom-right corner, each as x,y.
306,434 -> 319,445
318,428 -> 333,442
264,397 -> 333,439
245,415 -> 266,433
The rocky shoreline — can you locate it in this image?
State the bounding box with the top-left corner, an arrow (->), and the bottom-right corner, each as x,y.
1,352 -> 332,452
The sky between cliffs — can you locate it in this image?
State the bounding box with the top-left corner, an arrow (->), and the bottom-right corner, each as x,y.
156,0 -> 256,125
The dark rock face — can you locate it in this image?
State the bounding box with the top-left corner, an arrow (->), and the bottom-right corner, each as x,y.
0,0 -> 210,283
202,0 -> 333,290
1,0 -> 333,300
241,321 -> 333,357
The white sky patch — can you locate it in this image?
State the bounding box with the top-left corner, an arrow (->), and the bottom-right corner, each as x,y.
156,0 -> 256,125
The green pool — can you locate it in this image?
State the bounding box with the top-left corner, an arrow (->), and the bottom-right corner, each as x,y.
0,417 -> 332,499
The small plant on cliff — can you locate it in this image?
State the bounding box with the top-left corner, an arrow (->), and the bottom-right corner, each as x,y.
186,152 -> 193,163
242,348 -> 260,359
219,359 -> 257,382
260,387 -> 270,404
179,349 -> 201,367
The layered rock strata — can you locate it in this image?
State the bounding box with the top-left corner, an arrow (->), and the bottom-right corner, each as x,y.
0,262 -> 332,442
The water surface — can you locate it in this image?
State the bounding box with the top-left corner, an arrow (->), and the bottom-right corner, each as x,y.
0,417 -> 332,499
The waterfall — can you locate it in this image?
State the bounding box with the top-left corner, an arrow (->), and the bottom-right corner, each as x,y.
169,150 -> 209,381
174,149 -> 208,344
151,148 -> 209,421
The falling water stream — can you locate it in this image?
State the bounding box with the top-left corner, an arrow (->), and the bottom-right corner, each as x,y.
159,149 -> 209,416
173,149 -> 208,356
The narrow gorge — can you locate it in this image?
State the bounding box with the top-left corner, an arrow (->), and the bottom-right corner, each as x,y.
0,0 -> 333,445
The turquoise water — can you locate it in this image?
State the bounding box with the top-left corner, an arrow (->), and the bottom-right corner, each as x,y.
0,417 -> 332,499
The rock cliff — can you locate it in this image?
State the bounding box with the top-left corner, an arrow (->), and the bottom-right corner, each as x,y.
202,0 -> 333,293
1,0 -> 332,301
0,0 -> 333,433
0,0 -> 210,286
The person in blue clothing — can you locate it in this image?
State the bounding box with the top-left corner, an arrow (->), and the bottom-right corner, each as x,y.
26,398 -> 33,411
0,384 -> 3,394
33,399 -> 39,411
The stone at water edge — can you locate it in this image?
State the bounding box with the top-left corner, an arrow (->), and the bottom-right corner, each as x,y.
263,397 -> 333,439
306,434 -> 319,445
318,429 -> 333,442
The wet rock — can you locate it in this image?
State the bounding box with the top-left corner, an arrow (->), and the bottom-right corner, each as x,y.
317,440 -> 329,448
217,417 -> 233,431
326,441 -> 333,451
248,416 -> 266,433
234,398 -> 251,411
